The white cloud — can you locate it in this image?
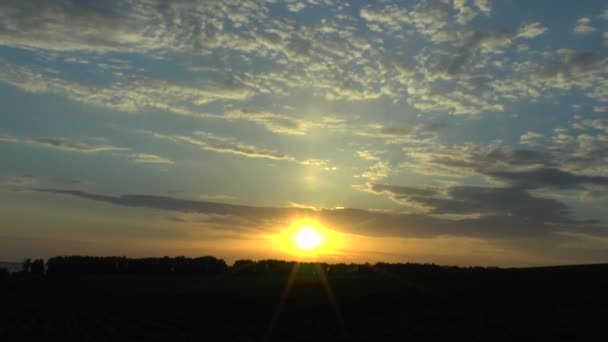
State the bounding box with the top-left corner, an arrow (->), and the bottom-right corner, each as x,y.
1,134 -> 177,168
517,22 -> 548,39
287,2 -> 306,12
148,130 -> 325,166
474,0 -> 491,16
132,153 -> 173,164
359,160 -> 391,182
0,0 -> 270,55
520,131 -> 544,146
453,0 -> 477,25
0,135 -> 126,153
573,17 -> 596,34
355,150 -> 391,182
0,63 -> 255,116
360,5 -> 410,32
223,109 -> 310,135
211,109 -> 344,136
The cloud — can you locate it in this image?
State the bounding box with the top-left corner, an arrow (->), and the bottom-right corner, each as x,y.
517,22 -> 548,39
287,1 -> 306,13
400,133 -> 608,199
223,109 -> 310,136
526,51 -> 605,88
356,122 -> 450,143
360,5 -> 410,32
358,160 -> 391,182
574,17 -> 596,34
405,79 -> 505,115
474,0 -> 491,16
0,134 -> 126,153
0,0 -> 592,124
0,1 -> 590,122
354,150 -> 392,182
0,0 -> 269,54
485,167 -> 608,189
177,132 -> 296,161
402,143 -> 555,177
453,0 -> 477,25
32,188 -> 602,239
368,183 -> 581,225
503,49 -> 608,106
0,173 -> 37,191
0,0 -> 155,53
148,130 -> 325,166
0,63 -> 255,116
580,188 -> 608,201
429,29 -> 513,79
131,153 -> 173,164
520,131 -> 545,146
27,137 -> 125,153
0,62 -> 356,134
427,21 -> 549,81
0,135 -> 19,143
380,122 -> 450,135
1,134 -> 175,166
408,0 -> 452,42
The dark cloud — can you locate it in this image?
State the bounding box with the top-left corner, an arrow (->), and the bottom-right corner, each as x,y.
408,145 -> 608,191
419,122 -> 451,132
33,188 -> 600,239
418,146 -> 555,174
369,183 -> 584,225
379,127 -> 415,135
438,29 -> 513,77
486,167 -> 608,189
535,51 -> 604,79
34,188 -> 292,218
478,148 -> 553,168
0,0 -> 140,52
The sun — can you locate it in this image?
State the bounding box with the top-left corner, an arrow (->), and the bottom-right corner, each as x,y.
293,226 -> 322,251
270,219 -> 340,257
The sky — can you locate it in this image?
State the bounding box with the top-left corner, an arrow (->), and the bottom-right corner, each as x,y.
1,0 -> 608,267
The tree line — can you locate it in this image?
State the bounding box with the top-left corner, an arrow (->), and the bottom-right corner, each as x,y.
1,256 -> 504,277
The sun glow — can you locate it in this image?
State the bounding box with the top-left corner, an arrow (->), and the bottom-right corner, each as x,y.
271,219 -> 341,258
294,226 -> 322,251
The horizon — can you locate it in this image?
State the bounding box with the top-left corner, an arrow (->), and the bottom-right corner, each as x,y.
4,255 -> 608,270
2,0 -> 608,267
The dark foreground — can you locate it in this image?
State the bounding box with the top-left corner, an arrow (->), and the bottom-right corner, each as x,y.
2,261 -> 607,341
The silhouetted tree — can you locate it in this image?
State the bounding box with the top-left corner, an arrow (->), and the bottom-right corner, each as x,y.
232,259 -> 257,274
46,255 -> 228,275
21,258 -> 31,273
30,259 -> 45,275
257,259 -> 295,274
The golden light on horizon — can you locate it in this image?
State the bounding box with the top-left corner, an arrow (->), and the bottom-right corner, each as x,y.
271,219 -> 341,258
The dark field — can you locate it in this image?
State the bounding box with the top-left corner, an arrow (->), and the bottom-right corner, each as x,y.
2,262 -> 608,341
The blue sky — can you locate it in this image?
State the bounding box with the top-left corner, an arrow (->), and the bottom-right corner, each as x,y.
1,0 -> 608,266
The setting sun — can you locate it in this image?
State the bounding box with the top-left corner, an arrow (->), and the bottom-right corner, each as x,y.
293,226 -> 322,251
269,219 -> 342,258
